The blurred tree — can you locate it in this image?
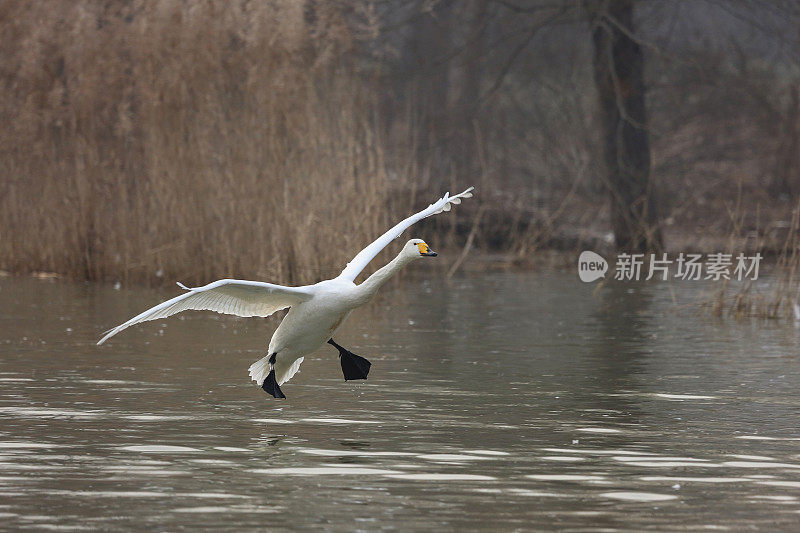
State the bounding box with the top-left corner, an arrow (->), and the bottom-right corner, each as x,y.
771,85 -> 800,199
447,0 -> 487,178
588,0 -> 663,252
394,0 -> 489,180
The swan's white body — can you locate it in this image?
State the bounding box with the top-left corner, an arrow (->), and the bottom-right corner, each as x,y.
253,278 -> 359,386
98,187 -> 474,390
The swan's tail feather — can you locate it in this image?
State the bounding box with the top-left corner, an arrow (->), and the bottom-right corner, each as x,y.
276,357 -> 304,385
248,354 -> 305,391
248,355 -> 271,386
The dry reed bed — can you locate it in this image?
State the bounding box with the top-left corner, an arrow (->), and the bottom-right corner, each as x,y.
704,202 -> 800,319
0,1 -> 421,286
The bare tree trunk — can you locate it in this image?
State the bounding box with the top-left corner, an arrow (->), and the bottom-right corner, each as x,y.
589,0 -> 663,252
400,0 -> 487,183
402,1 -> 453,181
447,0 -> 487,178
770,85 -> 800,199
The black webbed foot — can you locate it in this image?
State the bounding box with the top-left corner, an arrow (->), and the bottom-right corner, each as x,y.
261,369 -> 286,399
328,339 -> 371,381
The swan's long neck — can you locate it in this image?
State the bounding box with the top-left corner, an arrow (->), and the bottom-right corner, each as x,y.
354,251 -> 414,303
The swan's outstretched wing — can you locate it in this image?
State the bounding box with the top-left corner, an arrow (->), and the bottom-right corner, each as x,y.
97,279 -> 314,345
338,187 -> 475,282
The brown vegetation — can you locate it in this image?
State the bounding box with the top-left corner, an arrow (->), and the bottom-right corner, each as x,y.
705,200 -> 800,319
1,1 -> 799,294
0,1 -> 420,286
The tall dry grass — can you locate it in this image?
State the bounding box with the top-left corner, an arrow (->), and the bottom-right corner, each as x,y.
704,200 -> 800,319
0,0 -> 415,286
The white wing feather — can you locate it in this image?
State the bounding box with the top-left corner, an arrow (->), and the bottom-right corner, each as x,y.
97,279 -> 314,345
338,187 -> 475,282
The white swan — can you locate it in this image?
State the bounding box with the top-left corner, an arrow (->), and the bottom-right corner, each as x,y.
97,187 -> 475,398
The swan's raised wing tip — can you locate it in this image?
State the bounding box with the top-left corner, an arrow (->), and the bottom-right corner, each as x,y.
457,186 -> 475,198
430,186 -> 474,214
176,281 -> 202,292
96,323 -> 120,345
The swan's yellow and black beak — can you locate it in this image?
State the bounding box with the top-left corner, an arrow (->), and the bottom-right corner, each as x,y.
416,242 -> 437,257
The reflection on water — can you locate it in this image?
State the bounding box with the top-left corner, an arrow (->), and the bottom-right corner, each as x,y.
1,273 -> 800,529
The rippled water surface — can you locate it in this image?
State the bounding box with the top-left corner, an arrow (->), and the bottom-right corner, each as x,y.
2,272 -> 800,530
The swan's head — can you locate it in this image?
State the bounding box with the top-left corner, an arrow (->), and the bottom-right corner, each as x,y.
405,239 -> 437,259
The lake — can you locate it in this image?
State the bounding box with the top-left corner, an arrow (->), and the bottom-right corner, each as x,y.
1,272 -> 799,530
